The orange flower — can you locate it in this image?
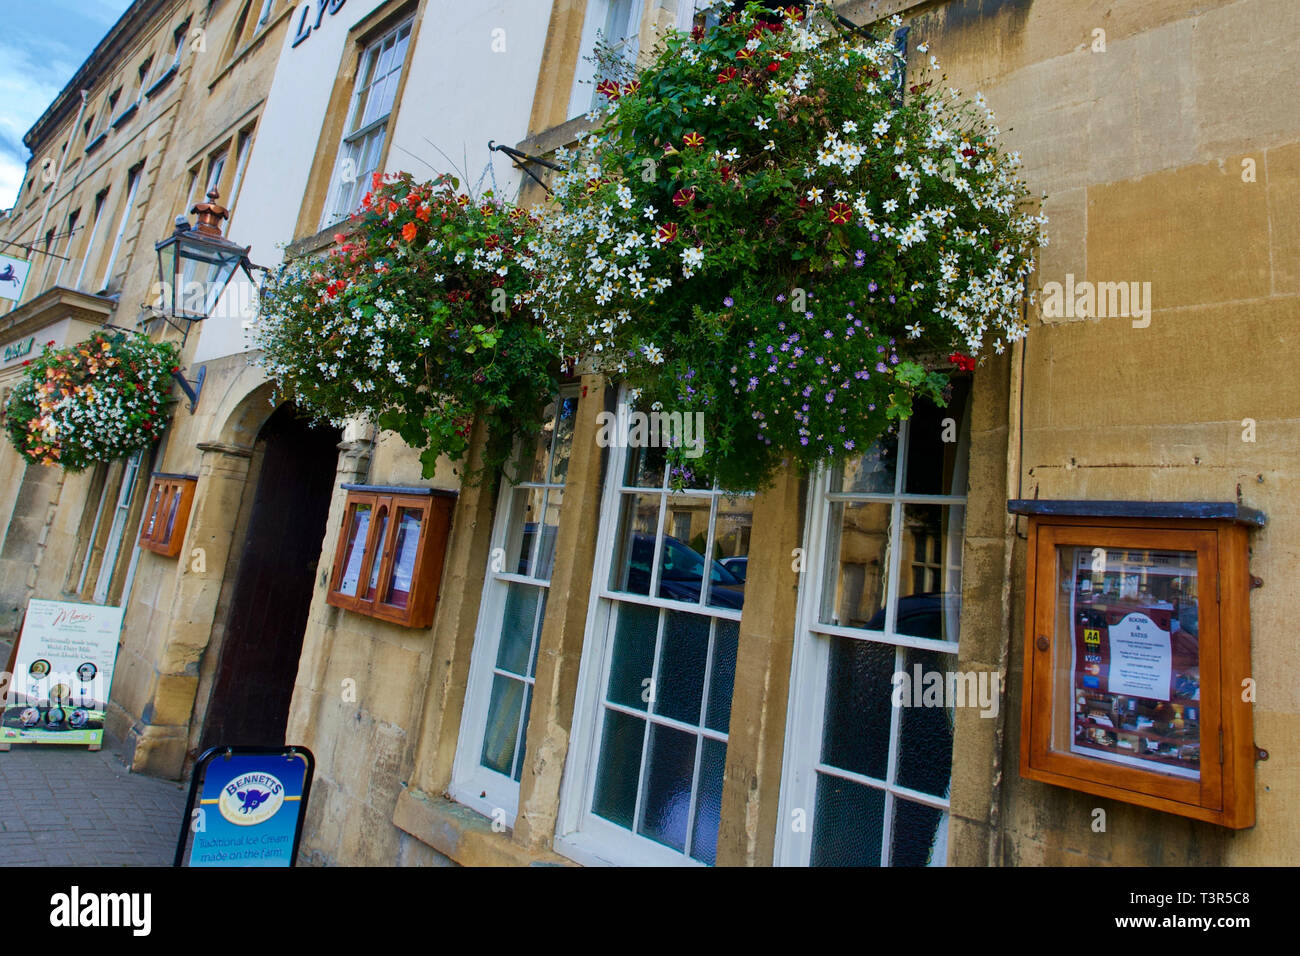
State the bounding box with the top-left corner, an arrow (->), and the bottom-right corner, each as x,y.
402,221 -> 418,242
387,201 -> 399,215
415,204 -> 431,222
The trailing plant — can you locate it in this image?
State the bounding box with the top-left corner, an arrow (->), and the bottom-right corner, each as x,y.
253,172 -> 559,480
526,0 -> 1046,489
3,331 -> 180,470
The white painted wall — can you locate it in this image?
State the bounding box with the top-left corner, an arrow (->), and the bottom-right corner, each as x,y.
195,0 -> 553,363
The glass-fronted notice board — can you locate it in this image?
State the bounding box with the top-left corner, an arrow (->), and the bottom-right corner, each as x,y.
1010,502 -> 1261,829
1057,546 -> 1201,779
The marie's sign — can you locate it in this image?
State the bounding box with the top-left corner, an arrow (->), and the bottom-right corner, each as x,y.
1,599 -> 124,746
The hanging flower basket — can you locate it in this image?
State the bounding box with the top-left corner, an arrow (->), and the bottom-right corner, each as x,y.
528,0 -> 1047,489
3,331 -> 180,470
253,172 -> 558,480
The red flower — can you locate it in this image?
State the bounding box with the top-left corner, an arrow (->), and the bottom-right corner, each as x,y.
596,79 -> 621,100
719,166 -> 733,182
671,187 -> 695,207
784,5 -> 804,21
415,204 -> 431,221
483,233 -> 501,250
405,190 -> 421,208
401,221 -> 418,242
21,360 -> 29,366
683,132 -> 705,148
621,80 -> 640,96
656,222 -> 678,244
767,61 -> 780,73
386,201 -> 399,215
949,352 -> 977,372
717,66 -> 738,84
691,24 -> 705,41
735,47 -> 754,60
828,203 -> 852,225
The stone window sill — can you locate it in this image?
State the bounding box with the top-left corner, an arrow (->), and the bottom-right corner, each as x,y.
393,788 -> 574,867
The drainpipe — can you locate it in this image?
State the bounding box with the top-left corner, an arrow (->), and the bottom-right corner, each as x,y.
987,330 -> 1026,867
14,89 -> 90,312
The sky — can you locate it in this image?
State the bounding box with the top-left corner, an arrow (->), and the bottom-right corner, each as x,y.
0,0 -> 135,209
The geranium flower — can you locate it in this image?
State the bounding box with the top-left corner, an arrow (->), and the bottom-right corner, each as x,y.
948,352 -> 977,371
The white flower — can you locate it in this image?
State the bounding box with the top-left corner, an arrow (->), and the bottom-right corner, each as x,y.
806,187 -> 824,204
642,344 -> 664,364
842,120 -> 858,134
702,93 -> 717,106
764,140 -> 776,151
754,116 -> 771,130
643,205 -> 658,219
681,245 -> 705,269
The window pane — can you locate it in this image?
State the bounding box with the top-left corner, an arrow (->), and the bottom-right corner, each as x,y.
548,393 -> 578,484
337,504 -> 371,596
821,636 -> 895,780
481,674 -> 526,776
520,398 -> 556,483
890,800 -> 947,867
593,710 -> 645,829
819,501 -> 892,629
690,737 -> 726,865
707,494 -> 752,609
534,489 -> 562,580
637,723 -> 695,853
897,504 -> 963,641
896,648 -> 957,797
381,509 -> 422,607
832,429 -> 899,495
903,379 -> 970,496
610,493 -> 660,595
660,495 -> 711,604
503,486 -> 547,578
811,774 -> 885,866
495,582 -> 541,677
607,603 -> 657,712
704,619 -> 738,734
655,610 -> 709,725
623,440 -> 666,488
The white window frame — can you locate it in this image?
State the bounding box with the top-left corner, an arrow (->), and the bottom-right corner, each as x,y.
319,17 -> 414,229
555,387 -> 754,867
775,397 -> 971,867
254,0 -> 276,30
52,207 -> 80,287
93,449 -> 145,604
98,166 -> 141,292
566,0 -> 654,120
74,189 -> 109,292
226,127 -> 255,213
450,387 -> 579,825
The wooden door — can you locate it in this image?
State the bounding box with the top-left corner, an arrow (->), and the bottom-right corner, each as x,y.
199,404 -> 339,750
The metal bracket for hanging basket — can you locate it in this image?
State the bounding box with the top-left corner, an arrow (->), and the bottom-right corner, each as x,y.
172,365 -> 206,413
489,140 -> 564,194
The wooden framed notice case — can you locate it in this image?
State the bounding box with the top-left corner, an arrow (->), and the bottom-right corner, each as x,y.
325,485 -> 456,628
139,474 -> 198,557
1009,501 -> 1263,828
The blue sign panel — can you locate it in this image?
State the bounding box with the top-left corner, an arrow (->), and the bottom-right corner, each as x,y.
178,747 -> 314,867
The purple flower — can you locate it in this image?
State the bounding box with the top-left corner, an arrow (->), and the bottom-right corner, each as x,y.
871,233 -> 880,242
825,392 -> 835,403
888,295 -> 896,303
747,376 -> 758,390
776,293 -> 786,303
723,296 -> 734,307
877,362 -> 887,373
868,281 -> 878,292
844,439 -> 855,450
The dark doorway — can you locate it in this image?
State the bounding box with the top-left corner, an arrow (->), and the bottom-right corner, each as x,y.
199,404 -> 340,751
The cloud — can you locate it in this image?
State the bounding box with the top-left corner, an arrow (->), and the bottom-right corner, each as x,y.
0,0 -> 133,208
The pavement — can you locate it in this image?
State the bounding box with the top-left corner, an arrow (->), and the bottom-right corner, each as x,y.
0,743 -> 187,866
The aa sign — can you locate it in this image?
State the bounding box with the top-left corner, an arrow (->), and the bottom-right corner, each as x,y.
0,253 -> 31,303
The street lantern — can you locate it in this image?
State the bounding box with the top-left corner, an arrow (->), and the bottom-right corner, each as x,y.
154,189 -> 251,323
152,189 -> 253,412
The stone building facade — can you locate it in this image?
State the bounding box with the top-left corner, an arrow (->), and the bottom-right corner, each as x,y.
0,0 -> 1296,868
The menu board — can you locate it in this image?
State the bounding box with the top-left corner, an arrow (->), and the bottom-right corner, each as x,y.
2,600 -> 125,746
1062,548 -> 1201,779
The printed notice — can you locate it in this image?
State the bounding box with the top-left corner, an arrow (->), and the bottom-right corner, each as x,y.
1106,612 -> 1172,701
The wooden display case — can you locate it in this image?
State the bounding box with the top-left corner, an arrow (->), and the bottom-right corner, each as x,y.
1009,501 -> 1263,829
325,485 -> 456,628
138,474 -> 198,557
